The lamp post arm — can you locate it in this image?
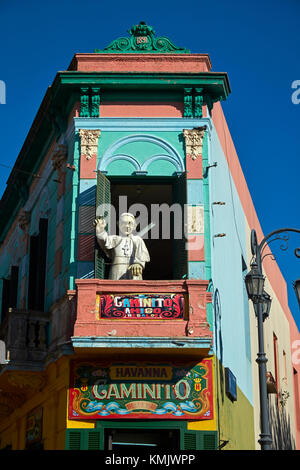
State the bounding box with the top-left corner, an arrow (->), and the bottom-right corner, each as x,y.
251,228 -> 300,272
258,228 -> 300,256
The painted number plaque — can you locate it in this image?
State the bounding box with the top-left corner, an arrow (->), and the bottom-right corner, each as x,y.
69,359 -> 213,420
97,293 -> 185,320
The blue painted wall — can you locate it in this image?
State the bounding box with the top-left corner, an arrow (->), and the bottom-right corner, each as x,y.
208,123 -> 253,404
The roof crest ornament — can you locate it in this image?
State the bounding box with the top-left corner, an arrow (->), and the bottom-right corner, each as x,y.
95,21 -> 189,54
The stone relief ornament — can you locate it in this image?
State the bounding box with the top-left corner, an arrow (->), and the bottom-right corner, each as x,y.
79,129 -> 101,160
183,127 -> 207,161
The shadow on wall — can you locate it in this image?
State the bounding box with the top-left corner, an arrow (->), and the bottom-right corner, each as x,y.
269,403 -> 296,450
214,288 -> 225,402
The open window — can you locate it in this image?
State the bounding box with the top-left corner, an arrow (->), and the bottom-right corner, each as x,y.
95,171 -> 187,281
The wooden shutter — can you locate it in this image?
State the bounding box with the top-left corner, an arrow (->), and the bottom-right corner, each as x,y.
36,219 -> 48,311
182,431 -> 218,450
28,235 -> 39,309
66,430 -> 83,450
172,174 -> 187,279
199,431 -> 218,450
66,429 -> 102,450
28,219 -> 48,311
87,430 -> 101,450
182,431 -> 197,450
95,170 -> 111,279
9,266 -> 19,309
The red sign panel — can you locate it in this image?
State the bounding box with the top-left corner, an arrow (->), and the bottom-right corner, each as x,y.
97,293 -> 186,320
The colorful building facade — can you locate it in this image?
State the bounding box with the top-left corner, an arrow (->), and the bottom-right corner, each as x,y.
0,23 -> 299,450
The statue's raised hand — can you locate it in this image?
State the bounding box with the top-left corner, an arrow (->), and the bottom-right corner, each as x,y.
94,217 -> 107,236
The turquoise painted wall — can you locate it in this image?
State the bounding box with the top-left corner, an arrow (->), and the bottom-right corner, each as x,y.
208,124 -> 253,404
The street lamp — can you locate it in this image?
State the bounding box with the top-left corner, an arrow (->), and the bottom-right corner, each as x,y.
245,228 -> 300,451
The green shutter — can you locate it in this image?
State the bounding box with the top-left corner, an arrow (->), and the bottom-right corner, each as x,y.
182,430 -> 218,450
199,431 -> 218,450
182,431 -> 197,450
87,430 -> 101,450
95,170 -> 111,279
66,429 -> 102,450
66,430 -> 83,450
172,174 -> 187,280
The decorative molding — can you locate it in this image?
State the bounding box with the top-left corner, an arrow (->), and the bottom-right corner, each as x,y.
183,127 -> 207,160
98,133 -> 184,175
73,117 -> 213,134
95,22 -> 189,54
51,144 -> 68,171
18,209 -> 31,232
79,129 -> 101,160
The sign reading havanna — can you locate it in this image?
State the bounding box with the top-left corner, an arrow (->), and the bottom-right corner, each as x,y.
69,360 -> 213,420
97,293 -> 186,319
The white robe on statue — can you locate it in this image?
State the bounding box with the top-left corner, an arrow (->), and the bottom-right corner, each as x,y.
96,231 -> 150,280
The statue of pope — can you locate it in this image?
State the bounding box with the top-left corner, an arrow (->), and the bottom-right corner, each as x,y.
94,212 -> 150,280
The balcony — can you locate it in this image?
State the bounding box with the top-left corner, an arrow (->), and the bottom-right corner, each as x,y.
69,279 -> 213,355
0,308 -> 50,369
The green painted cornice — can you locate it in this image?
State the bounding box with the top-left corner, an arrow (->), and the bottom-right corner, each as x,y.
95,21 -> 189,54
52,71 -> 231,102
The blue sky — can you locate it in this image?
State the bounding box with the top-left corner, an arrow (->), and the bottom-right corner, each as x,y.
0,0 -> 299,326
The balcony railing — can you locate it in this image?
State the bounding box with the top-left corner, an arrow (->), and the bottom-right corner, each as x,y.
0,308 -> 50,366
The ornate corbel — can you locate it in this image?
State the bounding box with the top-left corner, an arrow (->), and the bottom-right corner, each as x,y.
183,127 -> 207,160
194,88 -> 204,118
79,129 -> 101,160
183,88 -> 193,118
80,87 -> 90,118
91,87 -> 100,118
51,144 -> 68,171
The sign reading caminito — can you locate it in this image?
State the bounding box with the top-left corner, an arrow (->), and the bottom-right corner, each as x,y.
97,293 -> 186,319
69,360 -> 213,420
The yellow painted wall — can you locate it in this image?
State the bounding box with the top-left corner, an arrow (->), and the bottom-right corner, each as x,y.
0,357 -> 69,450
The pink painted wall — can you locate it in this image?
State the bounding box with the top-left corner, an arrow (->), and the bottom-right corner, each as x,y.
101,102 -> 183,118
68,53 -> 212,73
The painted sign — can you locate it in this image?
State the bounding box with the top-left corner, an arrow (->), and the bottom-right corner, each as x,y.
25,407 -> 43,447
69,359 -> 213,420
97,293 -> 186,320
